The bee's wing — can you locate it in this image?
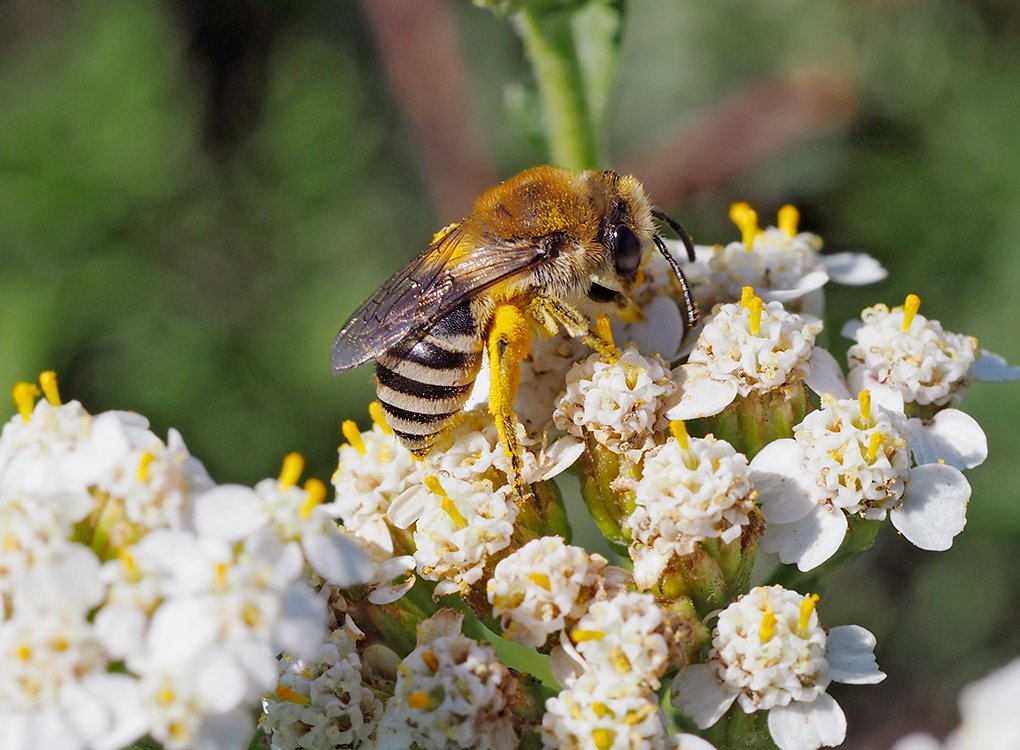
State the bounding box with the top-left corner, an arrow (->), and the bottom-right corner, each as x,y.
331,225 -> 548,373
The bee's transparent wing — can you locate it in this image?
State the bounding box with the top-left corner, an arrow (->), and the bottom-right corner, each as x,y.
331,225 -> 548,373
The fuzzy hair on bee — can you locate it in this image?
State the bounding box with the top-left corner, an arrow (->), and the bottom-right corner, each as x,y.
331,165 -> 697,495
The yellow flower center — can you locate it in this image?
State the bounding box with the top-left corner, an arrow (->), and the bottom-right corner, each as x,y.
368,401 -> 392,435
12,382 -> 40,422
593,729 -> 616,750
342,420 -> 365,455
300,479 -> 327,519
799,593 -> 820,631
902,293 -> 921,332
39,371 -> 61,405
760,604 -> 777,643
778,204 -> 800,237
137,451 -> 155,482
669,419 -> 690,450
730,202 -> 759,250
278,452 -> 304,490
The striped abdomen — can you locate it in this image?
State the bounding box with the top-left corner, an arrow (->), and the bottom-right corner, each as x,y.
375,303 -> 484,456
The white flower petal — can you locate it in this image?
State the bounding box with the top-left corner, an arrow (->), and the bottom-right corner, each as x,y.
668,366 -> 739,420
146,598 -> 218,662
274,586 -> 327,661
847,370 -> 905,412
889,733 -> 942,750
750,440 -> 817,524
193,708 -> 254,750
891,463 -> 970,551
804,348 -> 851,400
535,436 -> 585,481
840,319 -> 864,341
760,270 -> 829,302
13,544 -> 103,614
193,651 -> 251,713
909,409 -> 987,470
83,674 -> 147,750
820,251 -> 888,285
386,485 -> 428,529
614,295 -> 685,360
768,693 -> 847,750
671,663 -> 739,729
94,606 -> 147,661
671,734 -> 720,750
825,625 -> 885,684
762,507 -> 847,572
973,349 -> 1020,381
192,485 -> 266,541
302,529 -> 376,587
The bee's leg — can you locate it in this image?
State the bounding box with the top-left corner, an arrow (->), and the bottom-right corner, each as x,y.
528,295 -> 620,363
487,302 -> 531,500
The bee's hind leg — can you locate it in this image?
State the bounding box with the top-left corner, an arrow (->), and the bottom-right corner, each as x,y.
528,295 -> 620,363
487,302 -> 532,500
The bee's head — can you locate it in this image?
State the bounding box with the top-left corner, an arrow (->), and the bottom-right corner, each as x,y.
583,171 -> 655,288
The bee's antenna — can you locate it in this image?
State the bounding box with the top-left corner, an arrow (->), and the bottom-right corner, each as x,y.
652,208 -> 696,262
653,233 -> 698,329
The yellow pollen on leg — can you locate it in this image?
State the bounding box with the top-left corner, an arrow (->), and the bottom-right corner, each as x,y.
39,371 -> 61,405
866,432 -> 884,464
778,204 -> 800,237
669,420 -> 690,450
137,451 -> 155,481
300,479 -> 327,519
760,604 -> 777,643
902,293 -> 921,332
594,315 -> 617,357
278,452 -> 305,490
527,572 -> 551,590
408,691 -> 434,710
857,389 -> 872,428
368,401 -> 392,435
342,420 -> 366,455
13,382 -> 40,422
729,202 -> 759,250
275,684 -> 310,705
592,729 -> 616,750
799,593 -> 820,630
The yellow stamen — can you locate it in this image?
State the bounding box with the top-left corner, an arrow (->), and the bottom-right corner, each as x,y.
275,684 -> 310,705
422,651 -> 440,673
300,479 -> 327,519
214,562 -> 229,592
570,628 -> 605,642
39,371 -> 61,405
799,593 -> 820,630
119,547 -> 142,583
669,420 -> 690,450
368,401 -> 392,435
527,572 -> 551,591
902,293 -> 921,332
13,382 -> 40,422
591,701 -> 612,718
51,636 -> 68,652
137,451 -> 155,481
426,476 -> 467,529
760,604 -> 777,643
858,389 -> 872,427
278,452 -> 304,490
408,691 -> 433,710
16,644 -> 31,661
342,420 -> 365,455
624,704 -> 656,725
740,285 -> 755,308
866,432 -> 884,464
593,729 -> 616,750
156,685 -> 176,706
778,204 -> 800,237
749,295 -> 763,336
729,201 -> 759,250
609,646 -> 631,674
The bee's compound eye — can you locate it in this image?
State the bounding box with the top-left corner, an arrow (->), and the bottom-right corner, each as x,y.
613,223 -> 641,275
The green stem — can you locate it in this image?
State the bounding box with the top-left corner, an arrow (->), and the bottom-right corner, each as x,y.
514,6 -> 601,170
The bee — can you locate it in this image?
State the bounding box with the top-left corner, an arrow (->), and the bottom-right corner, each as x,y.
331,165 -> 697,494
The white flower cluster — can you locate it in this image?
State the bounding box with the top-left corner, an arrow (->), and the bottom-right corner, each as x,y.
487,536 -> 627,648
751,393 -> 974,570
672,585 -> 884,750
844,295 -> 1020,411
260,617 -> 386,750
377,610 -> 519,750
554,345 -> 677,463
628,431 -> 756,589
0,375 -> 375,750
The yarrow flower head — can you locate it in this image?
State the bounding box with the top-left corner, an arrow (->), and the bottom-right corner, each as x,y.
672,585 -> 884,750
750,392 -> 973,570
377,609 -> 519,750
388,474 -> 518,597
844,293 -> 1020,415
554,344 -> 677,464
487,535 -> 627,648
260,616 -> 386,750
699,203 -> 886,314
627,423 -> 757,589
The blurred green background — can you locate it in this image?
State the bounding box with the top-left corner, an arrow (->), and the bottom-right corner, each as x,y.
2,1 -> 1019,746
